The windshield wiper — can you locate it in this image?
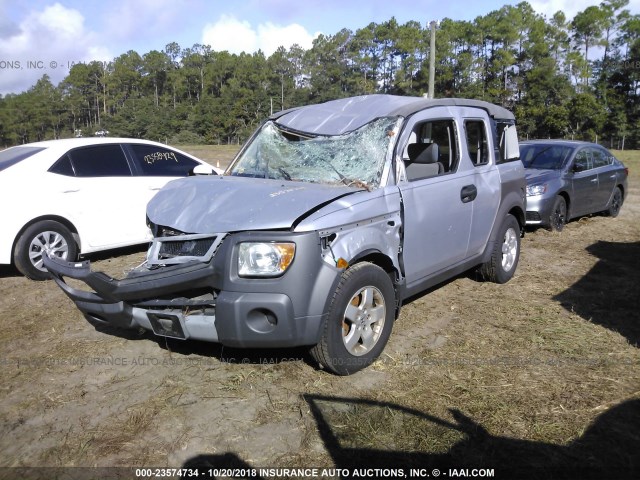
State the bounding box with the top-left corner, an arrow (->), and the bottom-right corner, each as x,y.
276,166 -> 292,180
322,157 -> 370,191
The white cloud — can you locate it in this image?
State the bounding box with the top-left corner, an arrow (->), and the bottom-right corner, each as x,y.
201,14 -> 318,56
0,3 -> 111,95
202,14 -> 258,54
529,0 -> 640,20
257,22 -> 316,54
528,0 -> 595,20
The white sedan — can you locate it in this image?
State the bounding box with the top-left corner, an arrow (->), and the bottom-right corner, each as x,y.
0,137 -> 221,280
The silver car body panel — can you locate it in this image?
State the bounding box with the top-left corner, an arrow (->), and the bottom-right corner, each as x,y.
44,94 -> 526,354
273,95 -> 419,135
392,106 -> 512,287
147,175 -> 360,233
295,186 -> 403,275
271,94 -> 515,136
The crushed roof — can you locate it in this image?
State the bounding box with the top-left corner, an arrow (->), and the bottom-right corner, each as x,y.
271,94 -> 515,135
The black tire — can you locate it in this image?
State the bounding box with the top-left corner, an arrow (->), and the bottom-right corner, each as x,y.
479,214 -> 520,284
13,220 -> 78,280
311,262 -> 395,375
606,187 -> 623,218
548,195 -> 567,232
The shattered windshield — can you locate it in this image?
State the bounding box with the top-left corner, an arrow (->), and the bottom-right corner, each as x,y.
228,117 -> 401,189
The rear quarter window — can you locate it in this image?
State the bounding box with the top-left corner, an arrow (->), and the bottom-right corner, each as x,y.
48,154 -> 75,176
128,144 -> 199,177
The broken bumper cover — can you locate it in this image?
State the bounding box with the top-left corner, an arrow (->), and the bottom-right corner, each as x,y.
43,231 -> 339,348
43,255 -> 222,340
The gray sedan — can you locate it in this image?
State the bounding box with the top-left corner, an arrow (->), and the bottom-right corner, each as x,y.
521,140 -> 628,231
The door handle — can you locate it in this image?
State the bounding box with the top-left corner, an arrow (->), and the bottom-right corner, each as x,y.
461,185 -> 477,203
63,189 -> 80,193
590,178 -> 598,183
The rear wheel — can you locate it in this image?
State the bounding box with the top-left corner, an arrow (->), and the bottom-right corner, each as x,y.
607,187 -> 623,218
479,214 -> 520,284
549,195 -> 567,232
13,220 -> 78,280
311,262 -> 395,375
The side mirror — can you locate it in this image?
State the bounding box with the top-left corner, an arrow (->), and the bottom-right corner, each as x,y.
501,124 -> 520,161
190,164 -> 216,176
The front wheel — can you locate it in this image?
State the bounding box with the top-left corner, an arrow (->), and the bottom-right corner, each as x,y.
479,214 -> 521,284
548,195 -> 567,232
311,262 -> 396,375
13,220 -> 78,280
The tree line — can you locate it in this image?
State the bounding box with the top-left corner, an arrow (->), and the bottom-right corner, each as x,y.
1,0 -> 639,148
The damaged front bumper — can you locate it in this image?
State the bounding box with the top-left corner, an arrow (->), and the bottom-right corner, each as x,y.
43,231 -> 339,348
44,255 -> 222,340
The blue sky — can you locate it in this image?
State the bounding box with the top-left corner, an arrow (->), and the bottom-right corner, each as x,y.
1,0 -> 636,95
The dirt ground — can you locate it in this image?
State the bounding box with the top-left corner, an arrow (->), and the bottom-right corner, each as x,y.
0,149 -> 638,479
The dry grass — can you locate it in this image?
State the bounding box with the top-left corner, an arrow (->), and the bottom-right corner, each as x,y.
178,144 -> 240,170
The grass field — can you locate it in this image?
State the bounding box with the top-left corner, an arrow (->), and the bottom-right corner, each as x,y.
178,144 -> 240,170
0,147 -> 637,478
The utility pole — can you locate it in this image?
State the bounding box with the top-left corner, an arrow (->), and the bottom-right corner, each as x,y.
428,20 -> 437,99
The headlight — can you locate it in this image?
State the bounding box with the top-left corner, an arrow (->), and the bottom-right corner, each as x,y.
238,242 -> 295,277
526,184 -> 547,196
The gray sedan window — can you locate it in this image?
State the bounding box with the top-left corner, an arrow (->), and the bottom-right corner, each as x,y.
590,148 -> 612,168
573,149 -> 593,172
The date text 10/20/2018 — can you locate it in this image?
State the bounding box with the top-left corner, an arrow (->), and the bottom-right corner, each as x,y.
134,467 -> 496,478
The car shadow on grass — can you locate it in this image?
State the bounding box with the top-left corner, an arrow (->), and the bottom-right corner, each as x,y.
0,264 -> 20,278
553,240 -> 640,348
182,395 -> 640,479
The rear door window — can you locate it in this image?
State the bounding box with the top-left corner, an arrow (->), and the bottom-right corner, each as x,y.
128,144 -> 199,177
68,144 -> 132,177
590,148 -> 612,168
464,120 -> 489,166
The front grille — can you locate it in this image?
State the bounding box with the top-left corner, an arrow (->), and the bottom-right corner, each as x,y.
159,237 -> 217,259
146,232 -> 227,267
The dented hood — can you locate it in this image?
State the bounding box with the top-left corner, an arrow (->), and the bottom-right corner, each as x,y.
146,175 -> 359,233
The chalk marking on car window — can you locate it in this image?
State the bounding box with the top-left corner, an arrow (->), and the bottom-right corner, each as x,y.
144,152 -> 178,164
